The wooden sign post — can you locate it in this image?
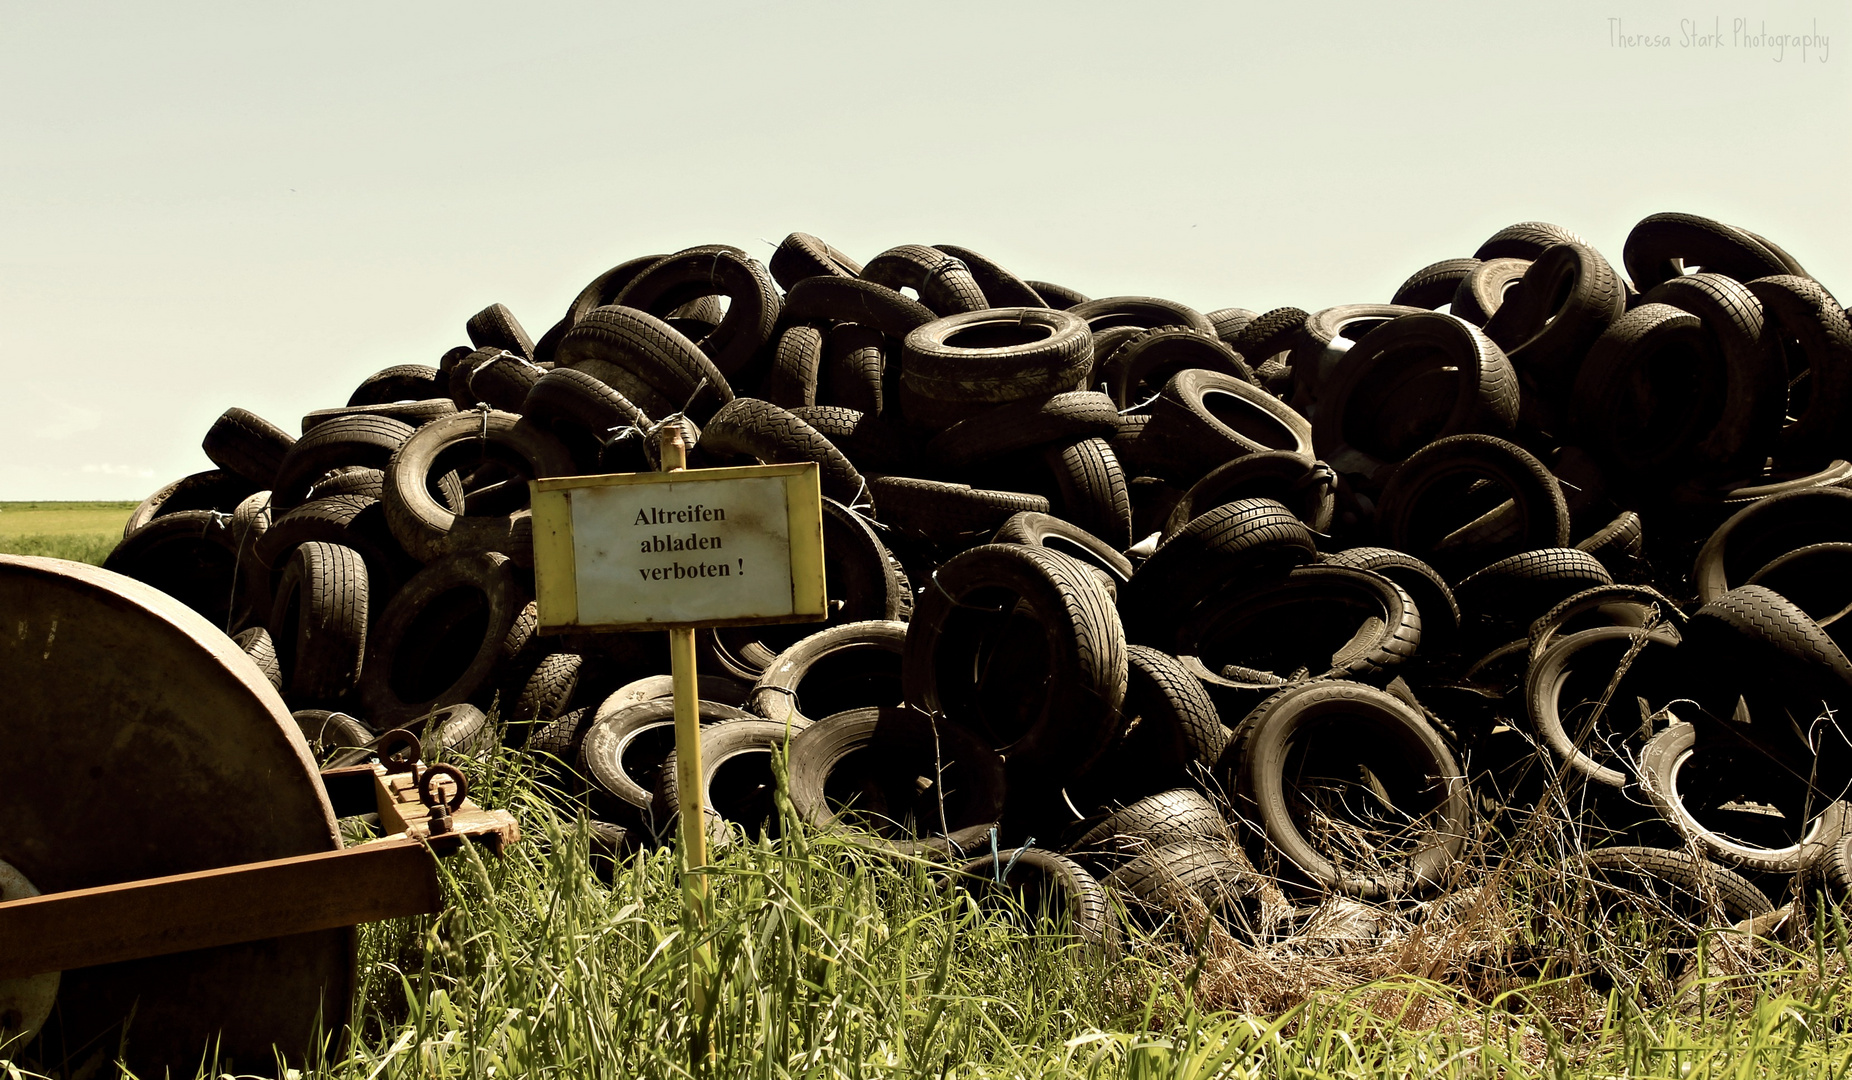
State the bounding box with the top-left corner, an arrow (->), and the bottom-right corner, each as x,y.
529,428 -> 827,1059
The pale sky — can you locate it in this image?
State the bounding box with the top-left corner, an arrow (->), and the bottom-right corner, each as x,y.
3,1 -> 1846,499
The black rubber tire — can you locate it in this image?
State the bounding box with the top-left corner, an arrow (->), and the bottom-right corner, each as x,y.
252,494 -> 409,611
124,470 -> 258,537
1066,652 -> 1231,813
505,651 -> 581,750
1120,498 -> 1319,642
1575,511 -> 1649,584
202,407 -> 296,488
1041,437 -> 1133,549
301,400 -> 456,435
782,276 -> 938,338
1227,306 -> 1311,368
270,414 -> 418,511
1748,275 -> 1852,464
659,717 -> 807,848
291,709 -> 373,760
458,349 -> 545,413
768,232 -> 864,291
380,408 -> 575,565
1570,303 -> 1732,486
1314,313 -> 1520,483
1737,225 -> 1813,279
410,701 -> 495,760
901,307 -> 1093,404
531,254 -> 664,366
1719,459 -> 1852,506
1373,434 -> 1570,579
348,363 -> 444,407
357,551 -> 535,729
1392,258 -> 1481,310
1638,720 -> 1852,874
861,244 -> 988,316
1481,242 -> 1626,391
760,324 -> 825,410
613,246 -> 781,380
269,540 -> 369,705
1138,369 -> 1313,485
1692,585 -> 1852,691
225,489 -> 273,627
1623,212 -> 1793,290
786,706 -> 1007,858
1172,563 -> 1421,683
953,848 -> 1118,954
1100,328 -> 1255,410
1528,583 -> 1685,658
1453,547 -> 1615,629
931,244 -> 1047,309
103,509 -> 241,628
521,366 -> 652,468
1638,273 -> 1786,470
1449,258 -> 1531,327
1222,680 -> 1470,899
789,406 -> 917,473
1322,546 -> 1461,655
1101,837 -> 1272,940
1677,585 -> 1852,796
1525,624 -> 1684,788
750,620 -> 908,728
1067,788 -> 1232,871
821,323 -> 886,415
868,476 -> 1050,546
527,704 -> 595,769
1025,280 -> 1090,309
1573,843 -> 1776,951
554,304 -> 734,421
466,302 -> 536,361
1747,543 -> 1852,637
927,391 -> 1121,468
1067,296 -> 1216,337
902,543 -> 1128,777
566,682 -> 746,807
1089,325 -> 1147,375
707,497 -> 908,680
1162,452 -> 1336,541
1289,305 -> 1425,407
1561,844 -> 1773,993
1206,307 -> 1257,345
234,625 -> 283,692
697,397 -> 867,506
991,510 -> 1134,585
1691,487 -> 1852,603
1475,221 -> 1590,261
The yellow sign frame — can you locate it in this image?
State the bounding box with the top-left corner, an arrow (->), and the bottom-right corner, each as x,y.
529,461 -> 828,634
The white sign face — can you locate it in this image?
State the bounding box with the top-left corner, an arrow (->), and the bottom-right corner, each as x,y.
567,475 -> 795,626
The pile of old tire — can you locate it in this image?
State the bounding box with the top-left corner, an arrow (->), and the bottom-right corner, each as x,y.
105,215 -> 1852,960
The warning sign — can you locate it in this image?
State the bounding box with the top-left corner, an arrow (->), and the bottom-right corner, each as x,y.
529,463 -> 827,633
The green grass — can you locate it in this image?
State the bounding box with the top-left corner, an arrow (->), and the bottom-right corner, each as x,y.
11,701 -> 1852,1078
314,767 -> 1852,1079
0,501 -> 137,566
35,746 -> 1843,1080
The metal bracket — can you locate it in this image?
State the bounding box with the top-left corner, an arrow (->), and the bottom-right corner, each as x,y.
0,754 -> 519,981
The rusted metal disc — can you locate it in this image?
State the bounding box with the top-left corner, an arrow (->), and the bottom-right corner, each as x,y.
0,555 -> 354,1076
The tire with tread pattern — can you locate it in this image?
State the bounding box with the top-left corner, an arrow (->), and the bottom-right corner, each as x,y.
1222,680 -> 1469,899
269,540 -> 369,705
902,544 -> 1127,777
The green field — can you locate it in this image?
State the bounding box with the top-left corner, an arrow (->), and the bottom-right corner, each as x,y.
0,500 -> 137,565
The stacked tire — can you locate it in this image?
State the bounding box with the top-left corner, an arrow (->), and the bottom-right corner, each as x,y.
107,215 -> 1852,960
